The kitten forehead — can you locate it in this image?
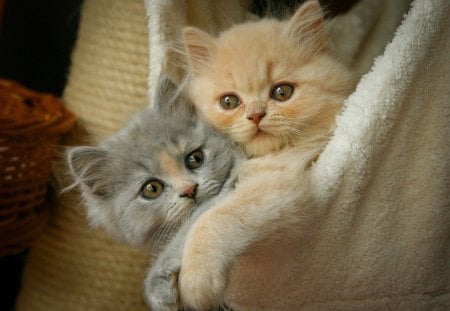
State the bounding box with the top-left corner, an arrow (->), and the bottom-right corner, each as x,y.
211,23 -> 308,92
218,21 -> 292,60
158,150 -> 184,178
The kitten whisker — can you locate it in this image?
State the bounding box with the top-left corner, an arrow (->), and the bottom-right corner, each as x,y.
151,222 -> 174,252
288,127 -> 311,142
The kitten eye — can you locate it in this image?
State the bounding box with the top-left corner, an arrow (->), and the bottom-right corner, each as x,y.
185,149 -> 204,170
271,83 -> 294,102
219,94 -> 240,110
141,179 -> 164,199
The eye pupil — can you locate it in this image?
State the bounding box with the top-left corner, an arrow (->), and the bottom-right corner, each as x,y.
189,155 -> 198,164
276,87 -> 285,96
271,84 -> 294,101
141,179 -> 164,199
147,183 -> 157,192
185,150 -> 204,169
220,94 -> 240,110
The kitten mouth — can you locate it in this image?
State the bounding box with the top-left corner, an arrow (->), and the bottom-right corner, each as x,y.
250,124 -> 263,134
248,128 -> 276,145
253,127 -> 270,137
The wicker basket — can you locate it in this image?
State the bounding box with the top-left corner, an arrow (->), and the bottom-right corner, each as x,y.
0,79 -> 75,256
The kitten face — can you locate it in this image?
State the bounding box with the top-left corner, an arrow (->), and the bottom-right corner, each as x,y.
67,79 -> 241,248
183,0 -> 356,156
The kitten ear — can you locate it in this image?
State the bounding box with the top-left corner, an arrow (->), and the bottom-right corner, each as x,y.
154,75 -> 197,121
286,0 -> 329,52
154,75 -> 179,106
67,146 -> 111,198
182,27 -> 217,74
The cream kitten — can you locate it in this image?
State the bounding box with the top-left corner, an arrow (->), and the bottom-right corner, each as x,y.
183,0 -> 355,157
147,1 -> 356,310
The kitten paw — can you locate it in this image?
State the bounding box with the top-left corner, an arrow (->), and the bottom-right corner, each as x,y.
179,254 -> 227,311
145,263 -> 181,311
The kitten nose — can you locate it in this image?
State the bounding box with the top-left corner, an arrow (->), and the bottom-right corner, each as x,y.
247,112 -> 266,125
180,184 -> 198,199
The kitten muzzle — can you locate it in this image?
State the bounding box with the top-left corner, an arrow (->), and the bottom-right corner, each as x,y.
180,183 -> 198,200
247,112 -> 266,126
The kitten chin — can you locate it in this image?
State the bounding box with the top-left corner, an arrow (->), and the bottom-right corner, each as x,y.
240,131 -> 285,157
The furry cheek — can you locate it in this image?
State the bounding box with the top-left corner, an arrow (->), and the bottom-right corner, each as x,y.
196,95 -> 251,140
229,120 -> 258,143
165,198 -> 194,223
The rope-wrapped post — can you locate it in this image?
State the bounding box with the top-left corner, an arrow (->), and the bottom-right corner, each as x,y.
16,0 -> 151,309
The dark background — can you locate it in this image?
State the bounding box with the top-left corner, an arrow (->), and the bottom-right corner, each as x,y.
0,0 -> 357,309
0,1 -> 83,309
0,0 -> 82,96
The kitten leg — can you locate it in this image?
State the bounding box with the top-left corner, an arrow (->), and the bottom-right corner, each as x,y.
144,200 -> 217,311
179,163 -> 316,310
145,256 -> 181,311
145,235 -> 184,311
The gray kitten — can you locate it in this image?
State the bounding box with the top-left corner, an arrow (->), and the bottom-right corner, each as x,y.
67,77 -> 243,310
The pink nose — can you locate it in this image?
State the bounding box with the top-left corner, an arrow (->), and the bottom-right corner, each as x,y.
180,184 -> 198,199
247,112 -> 266,125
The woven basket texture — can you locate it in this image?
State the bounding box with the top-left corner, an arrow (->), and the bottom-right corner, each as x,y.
0,79 -> 75,256
16,0 -> 150,310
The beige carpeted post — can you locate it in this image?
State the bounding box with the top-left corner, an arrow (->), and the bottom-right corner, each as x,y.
16,0 -> 150,309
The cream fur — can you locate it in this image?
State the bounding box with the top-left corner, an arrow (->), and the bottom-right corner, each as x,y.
180,145 -> 322,309
144,0 -> 449,310
224,1 -> 450,309
183,1 -> 355,158
177,2 -> 359,309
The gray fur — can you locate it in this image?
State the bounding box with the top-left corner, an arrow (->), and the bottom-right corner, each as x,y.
68,78 -> 242,248
67,77 -> 243,310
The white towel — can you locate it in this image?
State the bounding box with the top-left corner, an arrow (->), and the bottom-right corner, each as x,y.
145,0 -> 450,309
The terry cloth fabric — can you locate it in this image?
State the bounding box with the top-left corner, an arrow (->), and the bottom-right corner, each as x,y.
223,0 -> 450,309
144,0 -> 449,309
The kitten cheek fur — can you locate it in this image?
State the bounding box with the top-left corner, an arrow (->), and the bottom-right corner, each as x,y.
66,146 -> 121,233
67,145 -> 166,248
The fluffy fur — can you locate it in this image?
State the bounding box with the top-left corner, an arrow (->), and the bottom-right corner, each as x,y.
183,0 -> 355,157
66,78 -> 243,251
173,1 -> 357,309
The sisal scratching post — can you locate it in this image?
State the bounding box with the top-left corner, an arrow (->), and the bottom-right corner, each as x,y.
17,0 -> 150,310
